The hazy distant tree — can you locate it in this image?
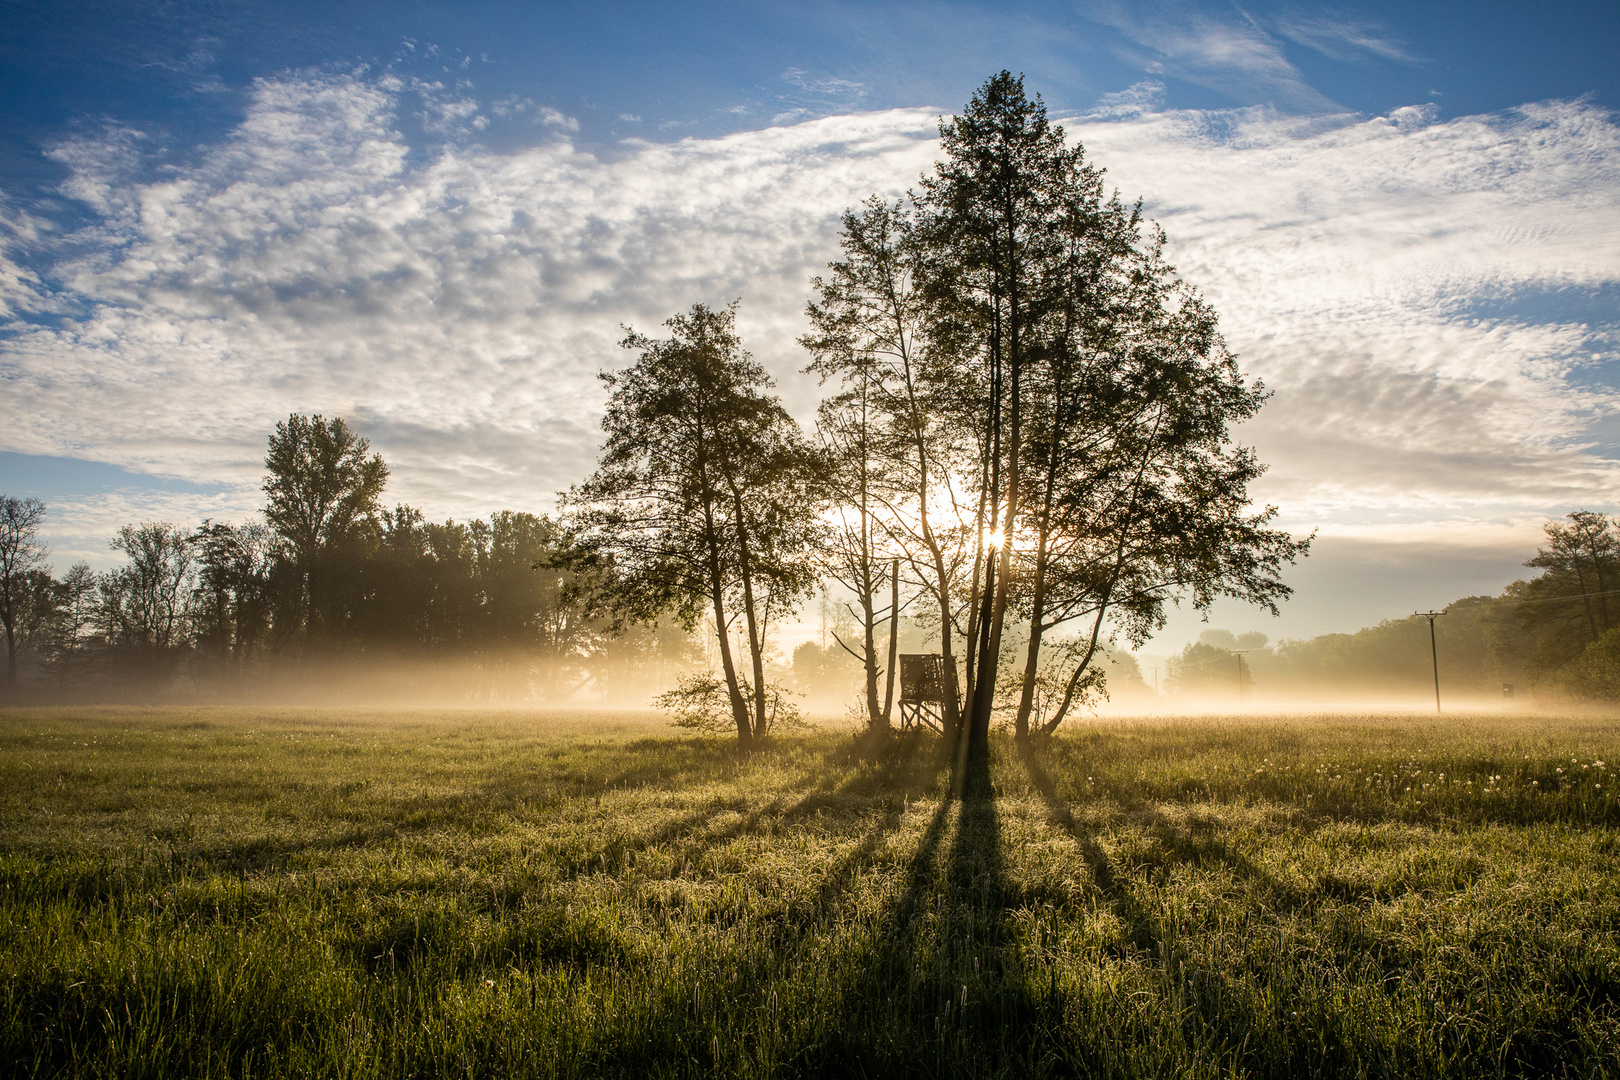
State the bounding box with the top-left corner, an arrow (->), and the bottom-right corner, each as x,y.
99,522 -> 196,674
262,414 -> 389,639
0,496 -> 49,685
1167,640 -> 1251,700
40,561 -> 99,683
1520,510 -> 1620,675
192,519 -> 276,674
567,302 -> 821,747
1569,627 -> 1620,699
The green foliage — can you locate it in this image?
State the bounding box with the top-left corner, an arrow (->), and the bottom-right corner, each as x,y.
654,672 -> 805,736
6,707 -> 1620,1077
568,302 -> 823,744
1569,627 -> 1620,699
261,414 -> 389,568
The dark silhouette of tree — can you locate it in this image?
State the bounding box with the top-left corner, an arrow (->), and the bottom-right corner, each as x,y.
811,365 -> 901,731
192,519 -> 276,677
898,72 -> 1304,749
1006,215 -> 1304,736
0,496 -> 49,686
39,561 -> 98,684
98,522 -> 196,676
262,414 -> 389,642
567,302 -> 821,747
915,72 -> 1082,755
803,197 -> 972,736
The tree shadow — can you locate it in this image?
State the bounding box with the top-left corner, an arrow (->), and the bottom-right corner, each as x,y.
783,735 -> 1058,1075
581,744 -> 957,1074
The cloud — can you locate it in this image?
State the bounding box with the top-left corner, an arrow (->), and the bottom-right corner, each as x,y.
1084,1 -> 1340,112
3,73 -> 940,531
1086,80 -> 1167,119
538,107 -> 579,132
2,72 -> 1618,581
782,68 -> 868,99
1065,98 -> 1620,521
1270,9 -> 1421,64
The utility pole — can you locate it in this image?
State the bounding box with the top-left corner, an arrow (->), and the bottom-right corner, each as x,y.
1415,610 -> 1445,713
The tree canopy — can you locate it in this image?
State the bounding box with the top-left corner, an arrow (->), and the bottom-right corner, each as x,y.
566,302 -> 821,746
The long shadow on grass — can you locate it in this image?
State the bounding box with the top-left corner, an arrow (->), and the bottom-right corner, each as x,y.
784,744 -> 1052,1077
1020,745 -> 1163,957
571,736 -> 957,1075
1026,738 -> 1505,920
562,731 -> 952,883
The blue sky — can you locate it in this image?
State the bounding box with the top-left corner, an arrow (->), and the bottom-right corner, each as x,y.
1,0 -> 1618,650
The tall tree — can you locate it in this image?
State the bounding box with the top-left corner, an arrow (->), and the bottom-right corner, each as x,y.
567,302 -> 821,747
884,71 -> 1307,748
0,496 -> 49,686
915,71 -> 1087,755
262,414 -> 389,641
1007,215 -> 1306,737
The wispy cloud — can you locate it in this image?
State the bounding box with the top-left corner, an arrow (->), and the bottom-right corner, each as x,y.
3,74 -> 939,532
1068,98 -> 1620,522
1270,9 -> 1421,64
2,72 -> 1617,568
1084,0 -> 1340,112
782,68 -> 868,99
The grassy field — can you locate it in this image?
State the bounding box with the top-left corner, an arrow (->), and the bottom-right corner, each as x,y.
3,707 -> 1620,1078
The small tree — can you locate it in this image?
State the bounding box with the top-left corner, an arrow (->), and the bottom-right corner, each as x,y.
566,302 -> 821,747
0,496 -> 49,686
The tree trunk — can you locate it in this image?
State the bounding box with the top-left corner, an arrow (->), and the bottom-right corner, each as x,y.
710,584 -> 751,747
860,580 -> 882,728
729,488 -> 769,740
881,557 -> 898,728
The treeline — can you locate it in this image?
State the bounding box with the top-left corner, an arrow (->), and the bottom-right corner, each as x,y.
1165,511 -> 1620,704
0,418 -> 697,701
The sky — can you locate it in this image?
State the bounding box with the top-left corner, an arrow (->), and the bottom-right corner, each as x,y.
1,0 -> 1617,652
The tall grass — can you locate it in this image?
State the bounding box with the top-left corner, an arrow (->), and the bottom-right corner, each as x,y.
2,707 -> 1619,1077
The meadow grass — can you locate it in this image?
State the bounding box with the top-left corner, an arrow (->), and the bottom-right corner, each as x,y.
3,706 -> 1620,1078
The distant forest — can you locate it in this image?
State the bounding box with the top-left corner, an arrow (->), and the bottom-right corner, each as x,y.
0,418 -> 697,703
1163,510 -> 1620,706
1,72 -> 1614,727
